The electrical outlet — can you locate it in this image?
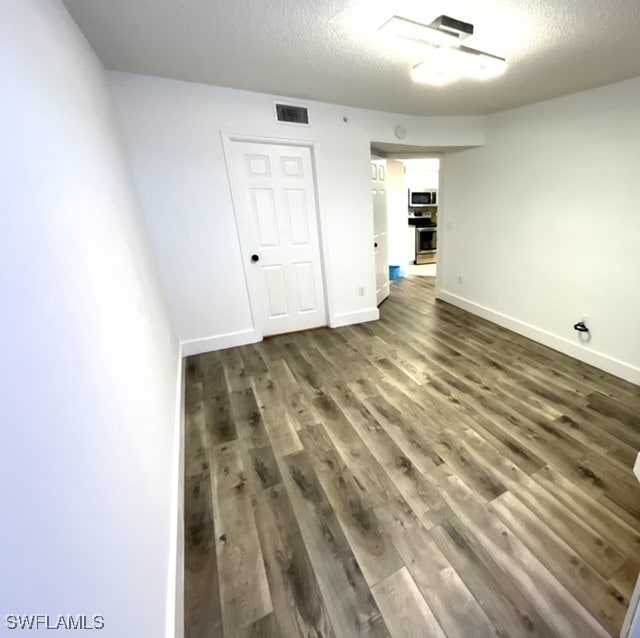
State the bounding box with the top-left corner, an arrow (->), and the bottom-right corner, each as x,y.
358,286 -> 365,296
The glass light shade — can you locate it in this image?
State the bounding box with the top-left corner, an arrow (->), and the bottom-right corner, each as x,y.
411,46 -> 507,85
467,50 -> 508,79
378,16 -> 461,48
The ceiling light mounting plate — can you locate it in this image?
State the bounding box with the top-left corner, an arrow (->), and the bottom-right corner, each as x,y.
429,15 -> 473,40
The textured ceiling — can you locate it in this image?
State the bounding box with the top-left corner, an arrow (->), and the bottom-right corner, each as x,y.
63,0 -> 640,116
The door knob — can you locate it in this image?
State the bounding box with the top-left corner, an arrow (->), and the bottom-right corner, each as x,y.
251,254 -> 260,263
374,242 -> 378,248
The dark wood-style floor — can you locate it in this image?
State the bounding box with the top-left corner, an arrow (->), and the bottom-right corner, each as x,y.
184,275 -> 640,638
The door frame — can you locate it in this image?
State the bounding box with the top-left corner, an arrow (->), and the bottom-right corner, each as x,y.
370,157 -> 389,305
374,150 -> 443,288
221,132 -> 331,340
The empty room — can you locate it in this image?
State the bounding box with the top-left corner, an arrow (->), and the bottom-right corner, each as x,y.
3,0 -> 640,636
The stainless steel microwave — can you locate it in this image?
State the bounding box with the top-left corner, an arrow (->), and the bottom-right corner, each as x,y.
409,189 -> 437,207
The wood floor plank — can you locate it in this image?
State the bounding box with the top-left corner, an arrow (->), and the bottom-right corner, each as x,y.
587,391 -> 640,430
279,451 -> 390,636
348,377 -> 384,401
230,387 -> 270,450
428,469 -> 610,637
262,358 -> 320,430
229,613 -> 277,638
432,518 -> 551,638
239,344 -> 269,376
490,491 -> 628,635
253,484 -> 336,637
221,348 -> 250,391
184,390 -> 222,638
252,373 -> 303,457
202,359 -> 236,446
310,328 -> 376,383
185,355 -> 203,387
392,523 -> 500,638
431,428 -> 507,503
184,275 -> 640,637
371,567 -> 446,638
372,356 -> 423,391
329,388 -> 449,529
308,391 -> 405,509
429,301 -> 638,408
458,429 -> 626,579
610,559 -> 640,603
247,445 -> 282,491
577,449 -> 640,522
598,493 -> 640,535
401,373 -> 548,476
211,442 -> 272,634
300,423 -> 404,586
281,342 -> 326,400
531,464 -> 640,560
362,393 -> 444,473
431,372 -> 612,501
424,364 -> 604,496
373,381 -> 442,440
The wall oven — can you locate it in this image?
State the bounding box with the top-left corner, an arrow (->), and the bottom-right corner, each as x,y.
415,226 -> 437,264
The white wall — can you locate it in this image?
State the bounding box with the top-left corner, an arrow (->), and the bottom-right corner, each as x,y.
108,72 -> 486,353
0,2 -> 181,637
439,77 -> 640,383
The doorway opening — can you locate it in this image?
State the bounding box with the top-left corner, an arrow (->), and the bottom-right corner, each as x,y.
370,142 -> 445,291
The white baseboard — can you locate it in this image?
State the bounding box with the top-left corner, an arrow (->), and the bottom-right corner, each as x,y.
181,328 -> 259,357
166,345 -> 185,638
330,307 -> 380,328
621,571 -> 640,638
436,290 -> 640,386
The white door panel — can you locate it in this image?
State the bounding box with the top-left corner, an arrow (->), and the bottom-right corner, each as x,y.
293,262 -> 318,312
285,189 -> 310,245
246,154 -> 271,176
372,161 -> 389,305
228,141 -> 326,336
252,189 -> 279,246
264,265 -> 288,317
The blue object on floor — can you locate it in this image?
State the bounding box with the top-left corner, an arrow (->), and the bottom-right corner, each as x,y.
389,265 -> 402,280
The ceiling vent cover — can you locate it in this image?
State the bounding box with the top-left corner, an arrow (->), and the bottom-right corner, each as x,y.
276,103 -> 309,124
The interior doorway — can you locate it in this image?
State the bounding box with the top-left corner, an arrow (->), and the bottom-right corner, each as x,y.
404,157 -> 440,277
371,142 -> 442,286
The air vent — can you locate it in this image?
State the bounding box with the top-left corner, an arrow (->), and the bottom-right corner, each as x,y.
276,103 -> 309,124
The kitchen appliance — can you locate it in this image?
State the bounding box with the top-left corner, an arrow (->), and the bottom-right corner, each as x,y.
415,226 -> 437,264
409,189 -> 437,207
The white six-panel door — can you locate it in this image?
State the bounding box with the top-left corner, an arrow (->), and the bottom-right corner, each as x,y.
227,141 -> 327,337
372,161 -> 389,305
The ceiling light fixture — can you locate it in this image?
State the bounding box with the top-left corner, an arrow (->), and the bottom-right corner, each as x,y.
378,15 -> 474,49
379,14 -> 507,86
